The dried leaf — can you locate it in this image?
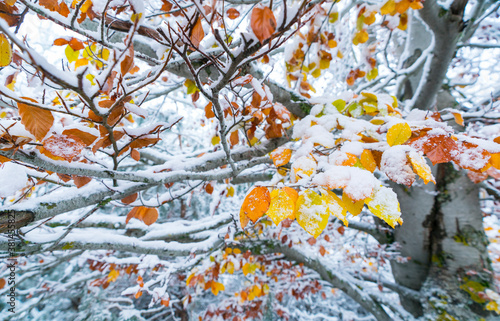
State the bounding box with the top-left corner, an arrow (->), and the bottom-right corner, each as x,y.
73,175 -> 92,188
250,6 -> 277,44
227,8 -> 240,19
126,206 -> 159,226
62,128 -> 97,146
39,134 -> 85,161
131,149 -> 140,161
18,100 -> 54,141
191,17 -> 204,48
121,193 -> 138,204
360,149 -> 377,172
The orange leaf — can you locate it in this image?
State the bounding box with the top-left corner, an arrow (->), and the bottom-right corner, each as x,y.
62,128 -> 97,146
131,149 -> 140,161
73,175 -> 92,188
467,170 -> 488,184
0,278 -> 4,289
126,206 -> 159,226
18,100 -> 54,141
191,17 -> 205,48
205,102 -> 215,118
121,55 -> 134,75
270,147 -> 292,167
129,137 -> 160,149
250,6 -> 277,44
491,153 -> 500,170
240,186 -> 270,225
68,38 -> 85,51
409,135 -> 458,165
121,193 -> 138,204
227,8 -> 240,19
360,149 -> 377,172
39,134 -> 86,161
229,130 -> 239,146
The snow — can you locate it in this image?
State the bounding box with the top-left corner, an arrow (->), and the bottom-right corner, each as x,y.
380,146 -> 415,186
0,162 -> 28,197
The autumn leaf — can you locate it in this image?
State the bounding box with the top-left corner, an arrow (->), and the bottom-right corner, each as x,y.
380,0 -> 396,15
321,190 -> 348,226
126,206 -> 159,226
18,99 -> 54,141
409,135 -> 458,165
365,185 -> 402,228
0,278 -> 5,290
342,192 -> 364,216
451,111 -> 464,126
191,17 -> 205,47
0,33 -> 12,67
295,190 -> 330,238
251,6 -> 277,44
491,153 -> 500,170
211,281 -> 225,296
229,130 -> 239,146
291,156 -> 317,183
73,175 -> 92,188
240,186 -> 270,226
408,150 -> 435,184
360,149 -> 377,172
39,134 -> 86,161
227,8 -> 240,19
121,193 -> 138,204
65,45 -> 79,63
62,128 -> 98,146
270,147 -> 292,167
386,122 -> 411,146
131,149 -> 141,161
266,188 -> 296,225
108,269 -> 119,283
467,170 -> 488,184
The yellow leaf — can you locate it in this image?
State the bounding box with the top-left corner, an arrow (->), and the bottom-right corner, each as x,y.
211,281 -> 225,296
295,190 -> 330,238
342,192 -> 364,216
386,122 -> 411,146
266,188 -> 296,225
491,153 -> 500,170
291,156 -> 317,182
321,190 -> 348,226
408,150 -> 436,184
0,33 -> 12,67
360,150 -> 377,172
367,68 -> 378,81
226,185 -> 235,197
451,111 -> 464,126
353,30 -> 369,45
380,0 -> 396,15
365,185 -> 402,228
227,261 -> 235,274
108,269 -> 120,283
65,45 -> 79,63
211,136 -> 220,145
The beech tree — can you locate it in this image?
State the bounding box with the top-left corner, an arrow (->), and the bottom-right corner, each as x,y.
0,0 -> 500,320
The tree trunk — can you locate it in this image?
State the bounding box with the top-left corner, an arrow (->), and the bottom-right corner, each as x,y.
391,164 -> 495,319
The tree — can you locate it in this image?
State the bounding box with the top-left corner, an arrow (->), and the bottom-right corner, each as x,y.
0,0 -> 499,320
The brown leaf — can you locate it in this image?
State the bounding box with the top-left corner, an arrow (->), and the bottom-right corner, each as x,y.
250,6 -> 277,44
39,134 -> 86,161
161,0 -> 173,12
129,137 -> 160,149
126,206 -> 158,226
191,17 -> 205,48
73,175 -> 92,188
229,130 -> 239,146
120,55 -> 134,75
205,102 -> 215,118
409,135 -> 458,165
121,193 -> 138,204
68,38 -> 85,50
62,128 -> 98,146
319,245 -> 326,256
227,8 -> 240,19
57,173 -> 72,182
131,149 -> 140,161
18,99 -> 54,141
